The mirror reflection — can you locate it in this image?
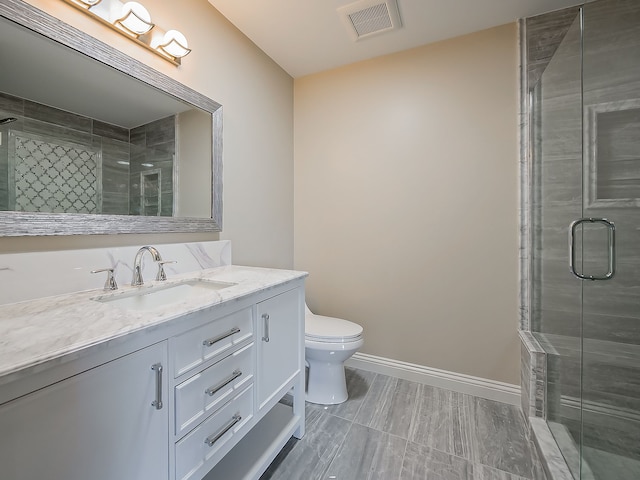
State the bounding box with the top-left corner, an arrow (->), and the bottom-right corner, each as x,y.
0,14 -> 213,220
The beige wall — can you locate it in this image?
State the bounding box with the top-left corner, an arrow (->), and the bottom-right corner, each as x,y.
2,0 -> 294,268
5,4 -> 521,384
294,24 -> 520,384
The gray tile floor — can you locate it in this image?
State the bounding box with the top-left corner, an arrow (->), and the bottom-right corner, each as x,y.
261,368 -> 547,480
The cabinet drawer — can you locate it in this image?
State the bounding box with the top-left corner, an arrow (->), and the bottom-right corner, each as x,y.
172,307 -> 253,378
174,342 -> 254,438
175,384 -> 253,480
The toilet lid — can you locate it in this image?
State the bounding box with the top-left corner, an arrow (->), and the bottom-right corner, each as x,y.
305,314 -> 363,342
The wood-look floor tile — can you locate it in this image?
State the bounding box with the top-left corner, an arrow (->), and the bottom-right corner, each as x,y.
400,442 -> 472,480
473,463 -> 531,480
307,368 -> 376,421
354,374 -> 419,439
409,384 -> 471,459
324,423 -> 406,480
467,396 -> 535,478
260,408 -> 351,480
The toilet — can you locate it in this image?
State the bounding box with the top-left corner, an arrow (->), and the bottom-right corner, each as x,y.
304,303 -> 364,405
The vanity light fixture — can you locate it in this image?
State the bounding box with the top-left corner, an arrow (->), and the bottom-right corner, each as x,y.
115,2 -> 154,36
73,0 -> 103,7
156,30 -> 191,59
61,0 -> 191,65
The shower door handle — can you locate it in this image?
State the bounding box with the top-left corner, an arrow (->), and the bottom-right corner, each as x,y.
569,218 -> 616,281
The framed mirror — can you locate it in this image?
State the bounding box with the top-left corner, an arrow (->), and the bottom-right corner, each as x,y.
0,0 -> 222,236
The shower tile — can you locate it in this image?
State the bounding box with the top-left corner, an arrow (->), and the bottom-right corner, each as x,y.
526,7 -> 581,88
260,407 -> 350,480
144,116 -> 176,147
307,367 -> 376,421
582,408 -> 640,460
467,396 -> 534,478
0,92 -> 24,116
399,442 -> 472,480
92,121 -> 128,143
520,337 -> 547,421
537,309 -> 580,339
532,354 -> 546,418
130,126 -> 146,146
582,279 -> 640,318
324,423 -> 405,480
583,355 -> 640,397
102,137 -> 130,159
101,194 -> 129,215
408,384 -> 471,459
521,344 -> 532,418
583,445 -> 640,480
0,142 -> 7,211
23,100 -> 91,133
354,374 -> 418,439
22,118 -> 93,146
102,169 -> 130,194
160,193 -> 173,216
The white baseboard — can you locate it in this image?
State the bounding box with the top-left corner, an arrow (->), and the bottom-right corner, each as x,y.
345,352 -> 521,406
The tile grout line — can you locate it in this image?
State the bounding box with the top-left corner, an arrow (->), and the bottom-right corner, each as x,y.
355,371 -> 378,421
396,434 -> 410,480
320,415 -> 356,480
406,381 -> 421,444
317,370 -> 378,480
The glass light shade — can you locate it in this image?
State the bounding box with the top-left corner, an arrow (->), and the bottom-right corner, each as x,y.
157,30 -> 191,58
78,0 -> 102,6
116,2 -> 154,36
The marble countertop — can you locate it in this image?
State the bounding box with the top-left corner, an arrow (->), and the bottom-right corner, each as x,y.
0,265 -> 307,384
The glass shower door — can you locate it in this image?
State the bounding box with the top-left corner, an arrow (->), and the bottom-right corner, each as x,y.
579,1 -> 640,478
530,8 -> 584,478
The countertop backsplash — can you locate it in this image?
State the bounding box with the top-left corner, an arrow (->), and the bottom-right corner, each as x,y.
0,240 -> 231,305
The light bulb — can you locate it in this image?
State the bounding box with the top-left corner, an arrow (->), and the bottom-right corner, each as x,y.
157,30 -> 191,58
116,2 -> 154,36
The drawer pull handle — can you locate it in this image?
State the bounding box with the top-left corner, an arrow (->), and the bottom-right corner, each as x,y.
202,327 -> 241,347
204,414 -> 242,447
151,363 -> 163,410
262,313 -> 270,343
205,369 -> 242,397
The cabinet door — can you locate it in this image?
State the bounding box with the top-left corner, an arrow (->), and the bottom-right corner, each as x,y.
256,288 -> 302,409
0,342 -> 169,480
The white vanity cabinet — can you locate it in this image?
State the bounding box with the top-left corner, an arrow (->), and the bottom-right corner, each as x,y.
0,274 -> 306,480
0,341 -> 169,480
256,288 -> 303,410
173,284 -> 306,480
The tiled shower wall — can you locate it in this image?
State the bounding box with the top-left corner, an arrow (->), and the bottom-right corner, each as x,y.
0,91 -> 130,214
521,0 -> 640,464
130,116 -> 175,217
0,91 -> 175,216
519,5 -> 580,425
11,131 -> 101,213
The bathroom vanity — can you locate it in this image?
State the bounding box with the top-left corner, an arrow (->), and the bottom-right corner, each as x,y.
0,265 -> 307,480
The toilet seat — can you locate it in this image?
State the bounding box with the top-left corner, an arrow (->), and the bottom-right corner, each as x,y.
305,314 -> 363,343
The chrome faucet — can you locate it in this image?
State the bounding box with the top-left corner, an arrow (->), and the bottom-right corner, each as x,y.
132,246 -> 163,286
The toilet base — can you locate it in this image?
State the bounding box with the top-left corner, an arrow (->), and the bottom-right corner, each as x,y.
306,360 -> 348,405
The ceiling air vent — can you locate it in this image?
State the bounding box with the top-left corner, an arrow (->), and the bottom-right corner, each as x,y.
338,0 -> 402,41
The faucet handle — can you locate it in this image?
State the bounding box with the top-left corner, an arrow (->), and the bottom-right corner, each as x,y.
156,260 -> 177,281
91,268 -> 118,291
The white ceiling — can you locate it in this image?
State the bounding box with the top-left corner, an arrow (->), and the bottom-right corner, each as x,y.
207,0 -> 583,78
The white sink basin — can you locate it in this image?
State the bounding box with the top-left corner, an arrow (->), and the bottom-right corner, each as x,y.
95,279 -> 236,311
